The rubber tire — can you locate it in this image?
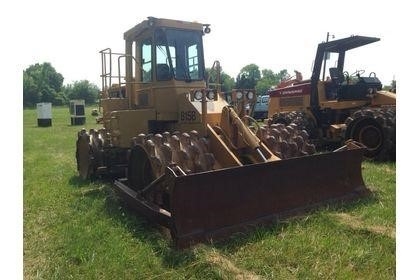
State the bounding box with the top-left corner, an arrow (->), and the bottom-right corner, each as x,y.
350,117 -> 384,159
344,107 -> 396,161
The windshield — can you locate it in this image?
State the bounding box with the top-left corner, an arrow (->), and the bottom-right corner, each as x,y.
155,28 -> 205,81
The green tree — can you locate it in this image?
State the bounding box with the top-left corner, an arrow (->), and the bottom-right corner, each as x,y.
23,71 -> 41,107
23,62 -> 64,107
64,80 -> 99,105
205,67 -> 235,93
221,72 -> 235,92
236,64 -> 261,89
383,79 -> 397,93
390,79 -> 396,93
53,92 -> 68,106
255,69 -> 289,95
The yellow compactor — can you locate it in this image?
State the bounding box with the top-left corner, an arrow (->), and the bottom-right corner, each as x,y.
76,17 -> 369,248
267,35 -> 396,161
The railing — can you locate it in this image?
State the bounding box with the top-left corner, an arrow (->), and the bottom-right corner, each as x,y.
99,48 -> 127,92
206,60 -> 222,92
99,48 -> 143,108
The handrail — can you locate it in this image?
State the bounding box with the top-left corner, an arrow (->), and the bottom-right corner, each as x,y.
99,48 -> 132,92
117,54 -> 142,109
117,54 -> 141,89
100,48 -> 111,90
207,60 -> 222,92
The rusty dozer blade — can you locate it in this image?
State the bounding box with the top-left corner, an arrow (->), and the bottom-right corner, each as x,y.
113,143 -> 368,249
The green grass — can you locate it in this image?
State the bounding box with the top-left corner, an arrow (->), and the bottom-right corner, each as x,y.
24,106 -> 395,279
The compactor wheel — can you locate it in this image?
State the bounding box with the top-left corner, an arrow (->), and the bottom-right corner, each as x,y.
128,131 -> 216,188
127,144 -> 155,191
263,111 -> 316,159
76,129 -> 94,180
256,122 -> 316,159
269,111 -> 316,138
76,128 -> 105,179
344,107 -> 396,161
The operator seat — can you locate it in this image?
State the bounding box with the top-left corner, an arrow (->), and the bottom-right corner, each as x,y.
157,64 -> 171,80
326,67 -> 344,100
329,67 -> 345,85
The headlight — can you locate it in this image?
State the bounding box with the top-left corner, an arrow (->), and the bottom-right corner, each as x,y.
194,90 -> 203,101
207,90 -> 215,100
246,91 -> 254,100
236,91 -> 243,99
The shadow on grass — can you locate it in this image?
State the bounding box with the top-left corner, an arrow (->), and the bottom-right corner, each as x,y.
118,184 -> 378,259
68,175 -> 113,188
105,189 -> 380,261
68,175 -> 198,267
68,176 -> 92,187
102,190 -> 198,267
66,174 -> 381,267
59,159 -> 198,265
213,192 -> 380,252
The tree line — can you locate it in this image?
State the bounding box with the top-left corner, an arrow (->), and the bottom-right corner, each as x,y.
208,64 -> 397,95
206,63 -> 289,96
23,62 -> 290,107
23,62 -> 397,108
23,62 -> 99,107
23,62 -> 289,107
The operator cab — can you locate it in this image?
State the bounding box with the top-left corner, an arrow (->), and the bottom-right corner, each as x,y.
118,17 -> 213,112
139,27 -> 206,83
315,36 -> 383,101
334,70 -> 382,101
123,17 -> 207,86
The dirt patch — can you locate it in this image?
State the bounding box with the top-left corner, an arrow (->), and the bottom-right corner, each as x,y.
382,166 -> 396,175
333,213 -> 395,239
206,251 -> 262,280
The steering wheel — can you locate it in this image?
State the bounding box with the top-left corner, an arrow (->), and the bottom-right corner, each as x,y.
350,69 -> 365,77
369,72 -> 376,77
343,71 -> 350,79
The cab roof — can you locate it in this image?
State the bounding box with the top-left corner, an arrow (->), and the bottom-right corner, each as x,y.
319,35 -> 380,53
124,17 -> 205,41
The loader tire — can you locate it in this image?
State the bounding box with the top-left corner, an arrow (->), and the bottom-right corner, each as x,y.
388,115 -> 396,161
127,144 -> 155,191
344,107 -> 396,161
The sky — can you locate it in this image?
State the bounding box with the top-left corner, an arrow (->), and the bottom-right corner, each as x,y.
3,0 -> 420,277
18,0 -> 401,88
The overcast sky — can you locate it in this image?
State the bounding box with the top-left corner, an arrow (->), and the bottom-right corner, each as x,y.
19,0 -> 401,88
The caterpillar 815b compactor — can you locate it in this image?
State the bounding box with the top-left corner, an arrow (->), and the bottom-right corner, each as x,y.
268,35 -> 396,161
76,17 -> 369,248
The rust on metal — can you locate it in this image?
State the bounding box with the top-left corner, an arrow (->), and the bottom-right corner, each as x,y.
114,144 -> 368,248
78,17 -> 373,250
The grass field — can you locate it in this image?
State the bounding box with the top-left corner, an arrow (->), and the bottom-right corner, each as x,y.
23,106 -> 395,279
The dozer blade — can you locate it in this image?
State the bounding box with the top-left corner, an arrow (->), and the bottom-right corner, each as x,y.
114,147 -> 368,249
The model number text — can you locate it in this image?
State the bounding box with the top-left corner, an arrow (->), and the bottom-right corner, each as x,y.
180,111 -> 197,122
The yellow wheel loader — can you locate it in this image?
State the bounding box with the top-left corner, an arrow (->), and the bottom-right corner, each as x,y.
268,35 -> 396,161
76,17 -> 369,248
